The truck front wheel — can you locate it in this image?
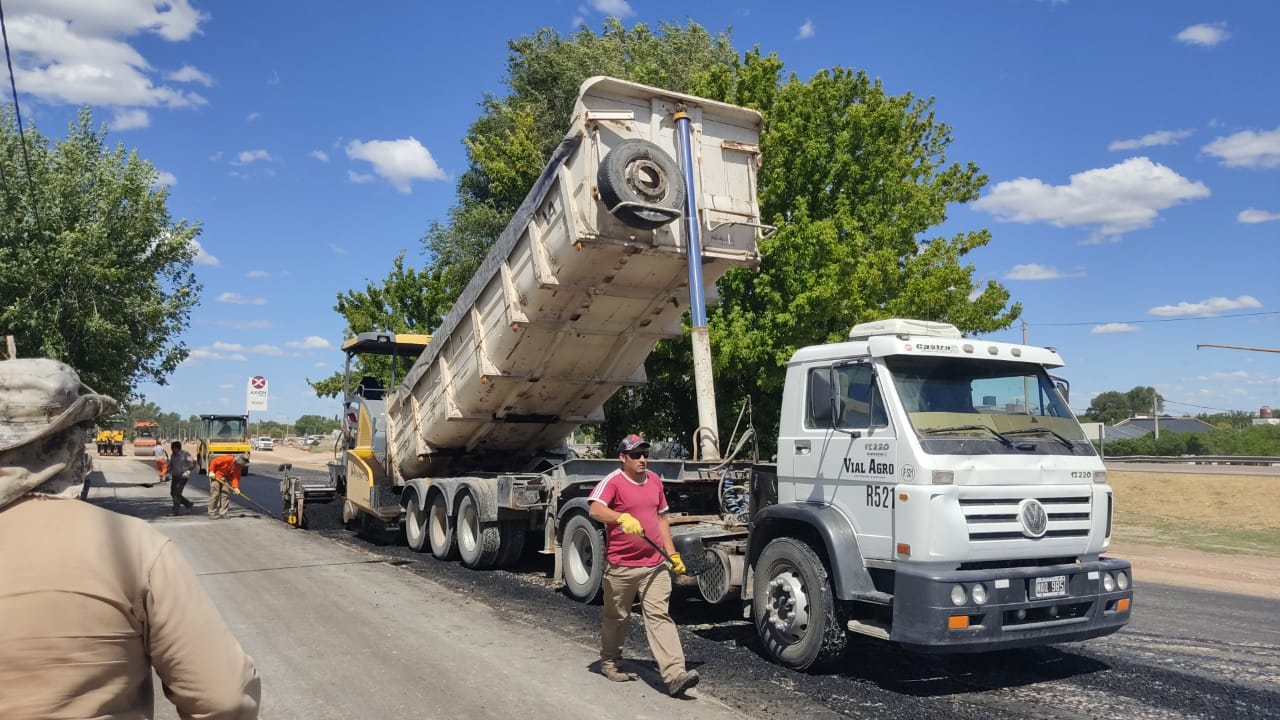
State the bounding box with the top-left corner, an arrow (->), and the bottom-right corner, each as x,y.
752,537 -> 847,671
560,513 -> 603,603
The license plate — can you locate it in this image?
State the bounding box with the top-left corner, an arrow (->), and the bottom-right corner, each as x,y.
1033,575 -> 1068,599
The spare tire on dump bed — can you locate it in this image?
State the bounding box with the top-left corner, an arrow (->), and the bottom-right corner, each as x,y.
596,138 -> 685,230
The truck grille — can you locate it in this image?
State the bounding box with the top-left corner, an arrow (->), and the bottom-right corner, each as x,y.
959,494 -> 1092,541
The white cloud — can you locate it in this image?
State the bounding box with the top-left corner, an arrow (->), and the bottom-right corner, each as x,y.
309,150 -> 329,162
1004,263 -> 1084,280
217,292 -> 267,305
1175,22 -> 1230,47
108,107 -> 149,130
153,169 -> 177,188
1239,208 -> 1280,223
314,361 -> 327,368
250,344 -> 285,356
8,3 -> 209,112
797,19 -> 815,40
587,0 -> 634,16
1091,323 -> 1139,334
1108,129 -> 1192,151
1196,371 -> 1251,381
345,137 -> 446,193
268,70 -> 280,86
188,348 -> 247,363
212,341 -> 242,352
328,243 -> 346,254
218,383 -> 233,390
286,336 -> 333,350
168,64 -> 213,86
231,149 -> 273,166
1148,295 -> 1262,317
191,238 -> 218,266
214,319 -> 272,330
972,157 -> 1210,242
347,170 -> 373,184
246,111 -> 261,122
1202,127 -> 1280,168
245,270 -> 269,278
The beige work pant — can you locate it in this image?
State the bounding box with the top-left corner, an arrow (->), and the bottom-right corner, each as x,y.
208,477 -> 231,518
600,562 -> 685,684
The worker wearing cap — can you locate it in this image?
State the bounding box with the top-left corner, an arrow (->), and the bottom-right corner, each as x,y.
588,433 -> 700,697
208,453 -> 249,519
0,358 -> 260,718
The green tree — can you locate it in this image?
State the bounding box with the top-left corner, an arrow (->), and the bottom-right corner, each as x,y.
1084,386 -> 1163,425
0,109 -> 201,401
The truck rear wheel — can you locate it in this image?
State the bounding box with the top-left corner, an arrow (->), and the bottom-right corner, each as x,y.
427,492 -> 457,560
752,537 -> 847,671
560,513 -> 603,603
496,520 -> 526,567
456,493 -> 500,569
404,492 -> 429,552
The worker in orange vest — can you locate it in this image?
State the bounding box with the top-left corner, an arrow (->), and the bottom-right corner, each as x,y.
207,454 -> 248,519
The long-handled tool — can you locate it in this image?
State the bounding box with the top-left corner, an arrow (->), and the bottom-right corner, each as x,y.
639,532 -> 709,576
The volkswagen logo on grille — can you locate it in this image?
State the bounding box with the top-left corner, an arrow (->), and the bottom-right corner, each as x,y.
1018,498 -> 1048,538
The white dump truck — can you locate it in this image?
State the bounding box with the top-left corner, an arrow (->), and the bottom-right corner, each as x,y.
300,76 -> 1131,670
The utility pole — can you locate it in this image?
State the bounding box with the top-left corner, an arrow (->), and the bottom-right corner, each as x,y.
1153,398 -> 1159,441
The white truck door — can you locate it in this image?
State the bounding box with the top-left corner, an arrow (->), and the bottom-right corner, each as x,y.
781,363 -> 896,560
827,362 -> 897,560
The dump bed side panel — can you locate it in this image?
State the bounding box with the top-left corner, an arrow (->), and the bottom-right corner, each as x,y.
388,77 -> 764,480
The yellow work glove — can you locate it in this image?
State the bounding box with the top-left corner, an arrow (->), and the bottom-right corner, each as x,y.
232,487 -> 242,495
668,552 -> 687,575
615,513 -> 644,535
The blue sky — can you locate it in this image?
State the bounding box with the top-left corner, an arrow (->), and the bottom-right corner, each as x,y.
9,0 -> 1279,424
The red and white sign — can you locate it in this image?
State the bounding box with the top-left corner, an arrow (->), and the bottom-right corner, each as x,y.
246,375 -> 269,411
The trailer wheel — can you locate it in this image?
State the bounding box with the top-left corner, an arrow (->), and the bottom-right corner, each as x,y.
597,138 -> 685,230
560,513 -> 604,604
404,492 -> 429,552
456,493 -> 500,569
752,537 -> 847,672
427,492 -> 457,560
496,520 -> 527,568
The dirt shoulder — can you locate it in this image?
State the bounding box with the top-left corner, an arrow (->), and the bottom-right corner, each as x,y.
1106,540 -> 1280,600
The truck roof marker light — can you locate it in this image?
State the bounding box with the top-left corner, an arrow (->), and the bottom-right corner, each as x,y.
988,346 -> 999,355
963,344 -> 974,354
896,543 -> 911,557
1011,348 -> 1022,357
948,615 -> 970,630
932,470 -> 954,485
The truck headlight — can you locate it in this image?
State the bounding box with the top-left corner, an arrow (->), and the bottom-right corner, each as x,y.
1116,570 -> 1129,590
1102,573 -> 1116,592
971,583 -> 988,605
950,584 -> 967,606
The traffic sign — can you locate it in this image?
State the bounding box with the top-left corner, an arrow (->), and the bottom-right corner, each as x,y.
246,375 -> 269,411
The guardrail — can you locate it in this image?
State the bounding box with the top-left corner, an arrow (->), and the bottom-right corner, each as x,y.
1104,455 -> 1280,466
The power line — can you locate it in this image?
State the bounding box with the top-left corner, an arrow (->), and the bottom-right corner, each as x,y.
0,0 -> 40,228
1030,310 -> 1280,328
1163,399 -> 1254,414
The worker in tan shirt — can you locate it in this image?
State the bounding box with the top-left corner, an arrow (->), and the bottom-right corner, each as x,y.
0,358 -> 261,719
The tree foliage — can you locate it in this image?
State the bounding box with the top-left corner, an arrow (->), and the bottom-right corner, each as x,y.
1083,386 -> 1164,425
0,109 -> 201,402
1098,424 -> 1280,457
325,20 -> 1020,455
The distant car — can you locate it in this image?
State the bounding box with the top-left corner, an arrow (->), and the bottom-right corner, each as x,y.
252,436 -> 274,451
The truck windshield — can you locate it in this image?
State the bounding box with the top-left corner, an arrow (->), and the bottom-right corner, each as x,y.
883,355 -> 1094,457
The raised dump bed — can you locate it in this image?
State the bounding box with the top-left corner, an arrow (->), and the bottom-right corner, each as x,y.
388,76 -> 766,480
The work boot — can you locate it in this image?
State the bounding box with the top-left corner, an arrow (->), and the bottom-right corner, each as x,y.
600,664 -> 636,682
667,669 -> 700,697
